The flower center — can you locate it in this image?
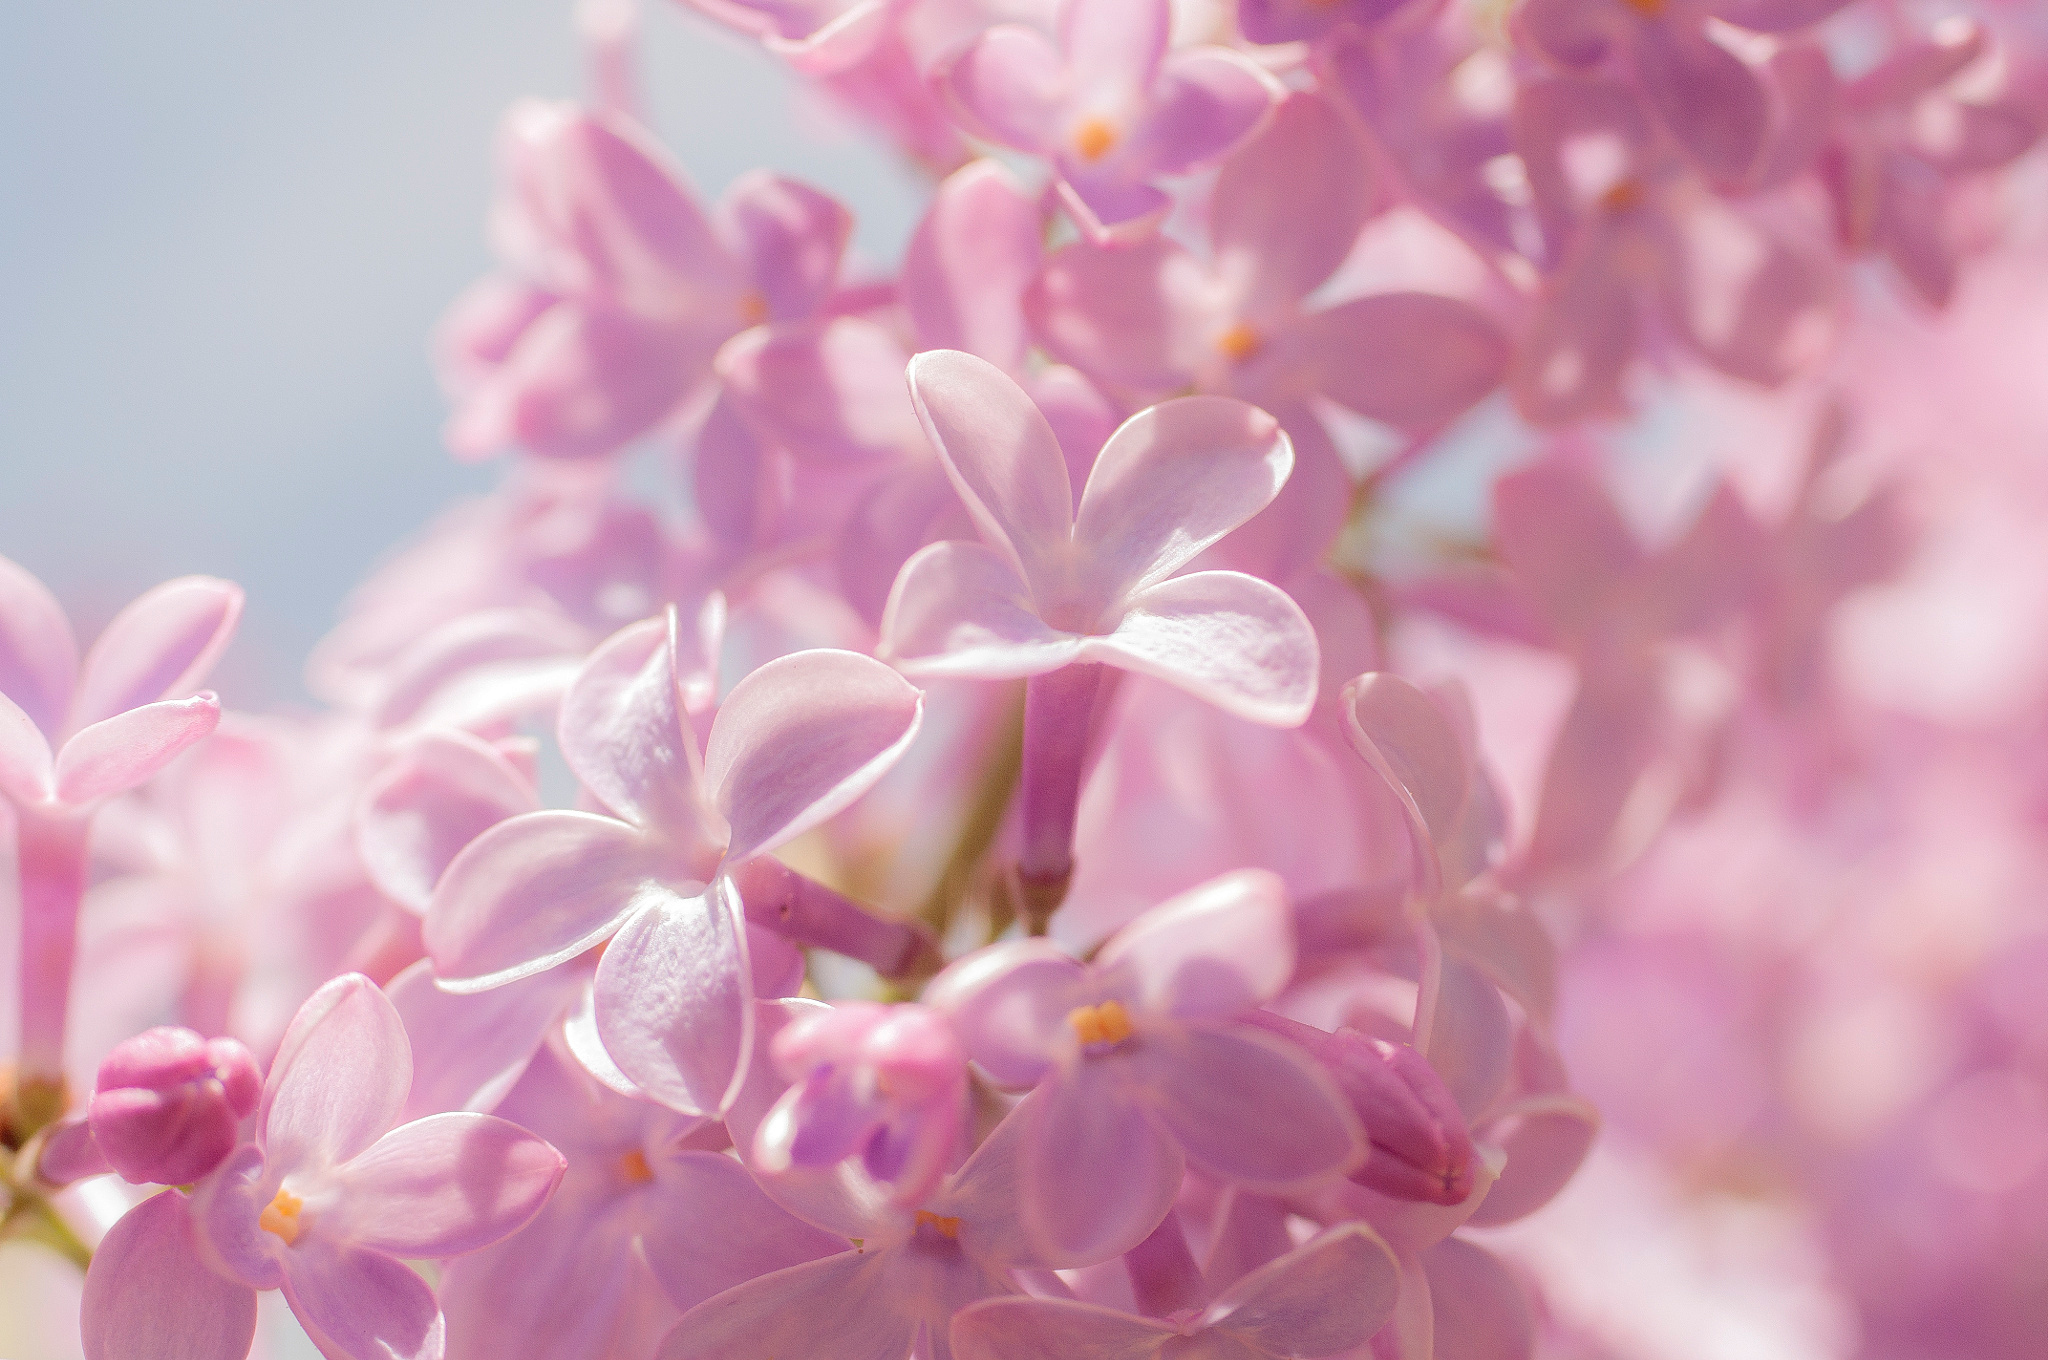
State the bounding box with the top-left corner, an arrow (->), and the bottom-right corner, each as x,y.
739,290 -> 770,326
1215,322 -> 1263,363
914,1210 -> 961,1238
1618,0 -> 1666,17
1066,1000 -> 1134,1048
258,1188 -> 304,1246
619,1149 -> 656,1184
1071,116 -> 1119,163
1600,178 -> 1646,214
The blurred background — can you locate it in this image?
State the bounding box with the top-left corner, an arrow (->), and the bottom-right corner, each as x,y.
0,0 -> 925,704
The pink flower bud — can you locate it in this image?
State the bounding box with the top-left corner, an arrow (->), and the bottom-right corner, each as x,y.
88,1027 -> 261,1185
1325,1032 -> 1477,1205
1246,1011 -> 1476,1204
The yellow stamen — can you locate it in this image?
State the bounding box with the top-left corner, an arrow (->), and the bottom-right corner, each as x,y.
915,1211 -> 961,1239
1215,322 -> 1263,363
619,1149 -> 655,1185
1066,1000 -> 1135,1048
1600,178 -> 1646,214
739,290 -> 770,326
1619,0 -> 1666,16
1071,116 -> 1119,163
259,1188 -> 303,1246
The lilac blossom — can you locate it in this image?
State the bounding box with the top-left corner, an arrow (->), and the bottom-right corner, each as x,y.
927,871 -> 1363,1262
938,0 -> 1279,240
79,974 -> 564,1360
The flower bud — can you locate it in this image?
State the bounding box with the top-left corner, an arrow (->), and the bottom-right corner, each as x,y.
1245,1011 -> 1476,1204
1325,1032 -> 1477,1204
757,1002 -> 967,1205
88,1027 -> 261,1185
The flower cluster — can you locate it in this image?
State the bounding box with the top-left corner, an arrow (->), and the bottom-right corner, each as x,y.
4,1 -> 2047,1359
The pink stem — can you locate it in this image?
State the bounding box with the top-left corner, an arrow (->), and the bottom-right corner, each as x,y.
1123,1208 -> 1206,1319
732,857 -> 940,980
15,803 -> 91,1105
1015,663 -> 1104,930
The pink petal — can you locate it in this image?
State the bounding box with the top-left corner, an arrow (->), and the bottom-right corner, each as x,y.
69,576 -> 242,732
1026,236 -> 1218,397
558,615 -> 708,838
660,1250 -> 915,1360
703,648 -> 923,862
282,1236 -> 445,1360
447,303 -> 717,461
950,1297 -> 1174,1359
262,973 -> 411,1173
907,350 -> 1077,596
1522,680 -> 1660,876
1628,21 -> 1769,184
493,101 -> 733,312
1425,1237 -> 1535,1360
714,171 -> 851,322
594,882 -> 754,1116
53,693 -> 220,806
940,25 -> 1064,153
1207,1225 -> 1401,1354
1202,405 -> 1352,584
357,730 -> 540,915
0,688 -> 54,804
716,317 -> 923,464
902,160 -> 1043,372
924,940 -> 1085,1088
880,541 -> 1086,680
1464,1094 -> 1599,1226
425,810 -> 667,991
387,961 -> 576,1120
1143,1026 -> 1363,1188
1304,294 -> 1509,431
1490,460 -> 1646,642
1023,1066 -> 1184,1267
1210,91 -> 1377,321
326,1112 -> 565,1258
1513,0 -> 1616,68
189,1145 -> 286,1290
636,1150 -> 845,1312
1343,673 -> 1470,851
369,607 -> 584,732
1062,0 -> 1169,96
1084,571 -> 1318,727
0,554 -> 77,739
1096,870 -> 1294,1020
82,1191 -> 258,1360
1131,47 -> 1278,177
1073,398 -> 1292,606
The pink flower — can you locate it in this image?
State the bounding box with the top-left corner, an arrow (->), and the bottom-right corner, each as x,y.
927,871 -> 1364,1262
753,1001 -> 968,1207
80,975 -> 564,1360
426,609 -> 924,1116
1027,91 -> 1508,577
0,559 -> 240,1115
439,1046 -> 840,1360
938,0 -> 1279,240
437,101 -> 849,461
879,351 -> 1318,725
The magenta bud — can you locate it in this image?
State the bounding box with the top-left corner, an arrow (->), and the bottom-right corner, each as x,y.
88,1027 -> 262,1185
1326,1033 -> 1477,1205
1245,1011 -> 1476,1205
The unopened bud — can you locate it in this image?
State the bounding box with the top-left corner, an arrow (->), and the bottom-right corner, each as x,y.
89,1027 -> 261,1185
1246,1012 -> 1476,1205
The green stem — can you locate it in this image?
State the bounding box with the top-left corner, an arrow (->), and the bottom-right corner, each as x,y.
917,687 -> 1025,942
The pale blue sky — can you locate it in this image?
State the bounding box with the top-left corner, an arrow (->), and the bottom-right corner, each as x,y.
0,1 -> 924,703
